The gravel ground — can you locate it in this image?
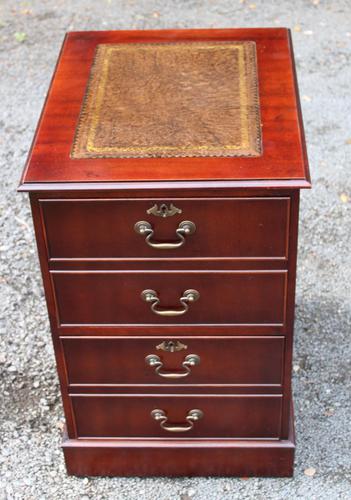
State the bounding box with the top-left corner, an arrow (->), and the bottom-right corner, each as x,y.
1,1 -> 350,499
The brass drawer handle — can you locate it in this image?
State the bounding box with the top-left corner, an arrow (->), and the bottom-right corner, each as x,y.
145,354 -> 200,378
141,289 -> 200,317
134,220 -> 196,249
150,408 -> 203,433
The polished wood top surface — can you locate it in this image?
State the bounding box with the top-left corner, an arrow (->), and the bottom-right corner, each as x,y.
20,28 -> 310,190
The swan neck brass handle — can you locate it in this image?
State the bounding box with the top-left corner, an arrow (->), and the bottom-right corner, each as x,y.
141,289 -> 200,317
145,354 -> 200,379
150,408 -> 203,433
134,220 -> 196,249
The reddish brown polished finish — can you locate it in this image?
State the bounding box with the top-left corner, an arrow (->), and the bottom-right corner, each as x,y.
62,407 -> 296,477
19,28 -> 310,477
61,336 -> 284,386
70,394 -> 282,438
63,433 -> 295,477
19,28 -> 310,189
52,270 -> 286,326
40,197 -> 290,260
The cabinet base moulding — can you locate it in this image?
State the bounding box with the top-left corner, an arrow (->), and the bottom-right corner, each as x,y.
62,407 -> 295,477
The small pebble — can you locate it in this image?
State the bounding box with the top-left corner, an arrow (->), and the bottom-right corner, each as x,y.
304,467 -> 317,477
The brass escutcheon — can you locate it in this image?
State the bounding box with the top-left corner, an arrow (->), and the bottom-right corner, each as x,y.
156,340 -> 188,352
146,203 -> 182,218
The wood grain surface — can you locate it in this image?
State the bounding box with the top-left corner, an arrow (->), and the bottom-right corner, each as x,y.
70,394 -> 282,438
40,197 -> 290,260
51,270 -> 287,326
19,28 -> 310,188
61,336 -> 284,386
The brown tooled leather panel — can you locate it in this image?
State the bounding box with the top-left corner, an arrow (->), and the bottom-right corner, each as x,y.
71,41 -> 262,159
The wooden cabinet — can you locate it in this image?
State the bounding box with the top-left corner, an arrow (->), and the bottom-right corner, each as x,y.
19,28 -> 310,477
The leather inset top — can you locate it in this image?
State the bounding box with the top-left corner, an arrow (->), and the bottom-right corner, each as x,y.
71,41 -> 262,159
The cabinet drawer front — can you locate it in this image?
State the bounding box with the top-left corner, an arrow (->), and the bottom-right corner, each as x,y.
41,198 -> 290,259
62,337 -> 284,386
53,271 -> 286,326
70,394 -> 282,438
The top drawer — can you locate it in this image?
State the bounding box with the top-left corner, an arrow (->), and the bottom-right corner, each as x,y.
40,197 -> 290,260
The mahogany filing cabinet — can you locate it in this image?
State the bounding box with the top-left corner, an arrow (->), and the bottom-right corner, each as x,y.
19,28 -> 310,477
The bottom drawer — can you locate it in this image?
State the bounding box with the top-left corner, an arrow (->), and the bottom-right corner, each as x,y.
70,394 -> 282,439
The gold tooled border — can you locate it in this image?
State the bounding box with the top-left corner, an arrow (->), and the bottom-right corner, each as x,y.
71,41 -> 262,159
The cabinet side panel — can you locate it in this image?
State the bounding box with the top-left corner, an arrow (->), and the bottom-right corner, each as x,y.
29,193 -> 77,437
280,190 -> 300,437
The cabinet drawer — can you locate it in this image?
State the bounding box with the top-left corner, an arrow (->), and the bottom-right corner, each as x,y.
70,394 -> 282,438
41,198 -> 290,259
62,336 -> 284,386
52,271 -> 287,326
